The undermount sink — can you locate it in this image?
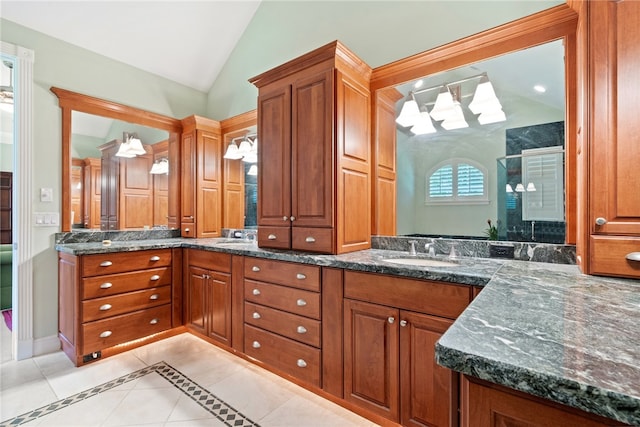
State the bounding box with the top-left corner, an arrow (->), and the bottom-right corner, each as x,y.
382,257 -> 459,267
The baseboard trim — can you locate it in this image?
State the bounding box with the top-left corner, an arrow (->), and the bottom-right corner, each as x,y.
33,335 -> 61,356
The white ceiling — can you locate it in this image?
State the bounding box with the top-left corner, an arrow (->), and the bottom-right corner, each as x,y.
0,1 -> 262,92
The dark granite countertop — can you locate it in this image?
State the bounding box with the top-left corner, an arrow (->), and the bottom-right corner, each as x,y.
55,237 -> 640,424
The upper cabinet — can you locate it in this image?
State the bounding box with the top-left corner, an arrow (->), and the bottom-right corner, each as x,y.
250,41 -> 372,254
578,0 -> 640,278
181,115 -> 223,238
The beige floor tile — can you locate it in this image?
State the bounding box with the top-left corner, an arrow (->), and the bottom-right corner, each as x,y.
102,386 -> 183,426
0,378 -> 57,421
33,389 -> 129,427
131,334 -> 213,366
0,357 -> 45,391
32,351 -> 75,378
164,419 -> 227,427
165,392 -> 218,423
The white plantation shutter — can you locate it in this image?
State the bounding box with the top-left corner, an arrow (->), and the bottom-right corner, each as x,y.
522,147 -> 564,221
426,159 -> 488,204
429,165 -> 453,197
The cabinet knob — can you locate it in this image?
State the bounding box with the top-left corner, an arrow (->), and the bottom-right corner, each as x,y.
626,252 -> 640,262
305,236 -> 315,243
184,228 -> 190,233
99,330 -> 112,338
296,359 -> 307,368
149,256 -> 161,262
149,294 -> 159,300
290,216 -> 296,222
252,289 -> 261,296
99,261 -> 113,267
100,282 -> 113,289
400,320 -> 408,327
283,216 -> 288,221
388,317 -> 395,324
296,273 -> 306,280
252,266 -> 261,272
150,275 -> 160,281
149,318 -> 159,325
252,341 -> 261,349
296,326 -> 307,334
296,299 -> 307,307
99,304 -> 112,311
187,216 -> 194,219
268,234 -> 277,240
595,217 -> 607,226
252,312 -> 261,319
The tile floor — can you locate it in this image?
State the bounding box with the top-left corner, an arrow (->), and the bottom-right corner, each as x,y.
0,331 -> 379,427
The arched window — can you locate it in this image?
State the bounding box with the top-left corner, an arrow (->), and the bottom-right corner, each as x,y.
426,159 -> 488,205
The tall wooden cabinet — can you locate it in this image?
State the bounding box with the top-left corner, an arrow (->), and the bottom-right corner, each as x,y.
180,116 -> 223,238
71,158 -> 84,226
250,41 -> 372,254
578,0 -> 640,278
82,158 -> 101,230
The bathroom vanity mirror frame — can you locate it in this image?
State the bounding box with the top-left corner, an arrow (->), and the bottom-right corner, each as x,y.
52,87 -> 183,232
369,4 -> 578,244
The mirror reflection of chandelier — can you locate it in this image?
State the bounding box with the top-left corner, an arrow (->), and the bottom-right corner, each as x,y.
396,72 -> 506,135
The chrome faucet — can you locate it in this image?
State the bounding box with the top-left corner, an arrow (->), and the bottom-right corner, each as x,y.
408,240 -> 418,256
425,243 -> 436,257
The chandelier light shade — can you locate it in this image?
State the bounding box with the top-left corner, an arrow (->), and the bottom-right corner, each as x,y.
115,132 -> 146,158
149,158 -> 169,174
410,110 -> 437,135
247,164 -> 258,176
526,182 -> 537,192
429,87 -> 457,122
515,183 -> 526,192
440,102 -> 468,130
224,134 -> 258,161
478,109 -> 507,125
223,142 -> 243,159
395,92 -> 421,128
506,184 -> 514,193
468,75 -> 502,114
237,138 -> 252,156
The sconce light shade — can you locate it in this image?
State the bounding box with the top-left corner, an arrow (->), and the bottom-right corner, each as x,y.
238,138 -> 252,155
515,183 -> 526,192
506,184 -> 514,193
410,111 -> 437,135
127,137 -> 147,155
223,142 -> 243,160
242,152 -> 258,163
248,165 -> 258,176
115,140 -> 136,158
469,76 -> 502,115
526,182 -> 536,192
429,87 -> 456,122
440,103 -> 468,130
149,158 -> 169,174
396,92 -> 420,127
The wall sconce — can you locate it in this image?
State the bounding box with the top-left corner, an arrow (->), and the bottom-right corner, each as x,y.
149,158 -> 169,175
247,164 -> 258,176
224,134 -> 257,163
116,132 -> 146,158
506,182 -> 536,194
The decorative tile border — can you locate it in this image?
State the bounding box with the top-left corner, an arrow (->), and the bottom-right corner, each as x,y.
0,362 -> 260,427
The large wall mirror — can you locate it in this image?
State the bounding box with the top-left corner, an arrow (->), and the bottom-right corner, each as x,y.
371,4 -> 577,244
52,87 -> 183,232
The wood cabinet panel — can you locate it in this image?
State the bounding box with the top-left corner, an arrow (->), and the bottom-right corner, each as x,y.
82,285 -> 171,322
590,235 -> 640,278
83,158 -> 101,229
257,226 -> 290,249
82,249 -> 171,277
243,258 -> 320,291
291,227 -> 334,254
245,301 -> 321,347
82,267 -> 171,299
244,280 -> 321,320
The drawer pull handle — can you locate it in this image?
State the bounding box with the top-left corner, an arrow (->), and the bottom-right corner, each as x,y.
252,289 -> 261,296
150,275 -> 161,281
149,294 -> 159,300
149,256 -> 161,261
595,217 -> 607,226
297,326 -> 307,334
184,228 -> 190,233
252,266 -> 261,272
626,252 -> 640,262
100,282 -> 113,289
388,317 -> 395,324
296,273 -> 306,280
400,320 -> 408,327
99,304 -> 112,311
296,299 -> 307,307
99,261 -> 113,267
252,312 -> 261,319
268,234 -> 277,240
296,359 -> 307,368
305,236 -> 315,243
252,341 -> 261,349
99,330 -> 112,338
149,318 -> 159,325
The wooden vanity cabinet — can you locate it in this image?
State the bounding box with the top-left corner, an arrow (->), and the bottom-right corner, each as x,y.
250,41 -> 372,254
180,115 -> 223,238
242,258 -> 323,388
82,158 -> 101,229
58,249 -> 176,366
343,271 -> 470,426
578,0 -> 640,278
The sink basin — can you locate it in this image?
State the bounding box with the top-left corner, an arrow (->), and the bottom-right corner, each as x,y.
382,257 -> 459,267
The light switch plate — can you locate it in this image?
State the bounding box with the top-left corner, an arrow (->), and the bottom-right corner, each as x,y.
33,212 -> 60,227
40,188 -> 53,202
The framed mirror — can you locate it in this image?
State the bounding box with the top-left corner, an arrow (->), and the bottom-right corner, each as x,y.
52,87 -> 183,232
370,4 -> 577,244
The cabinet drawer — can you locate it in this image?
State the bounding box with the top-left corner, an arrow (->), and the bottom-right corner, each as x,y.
590,236 -> 640,278
82,267 -> 171,299
245,302 -> 321,347
292,227 -> 333,253
82,249 -> 171,277
244,280 -> 321,319
244,258 -> 320,291
82,286 -> 171,322
258,226 -> 291,249
187,249 -> 231,273
244,324 -> 321,388
82,304 -> 171,354
344,271 -> 471,319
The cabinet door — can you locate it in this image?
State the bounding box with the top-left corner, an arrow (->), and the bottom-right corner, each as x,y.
181,129 -> 196,237
258,84 -> 292,228
344,299 -> 399,421
590,0 -> 640,237
400,311 -> 457,427
208,270 -> 231,346
291,68 -> 333,228
197,129 -> 223,237
186,265 -> 207,336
